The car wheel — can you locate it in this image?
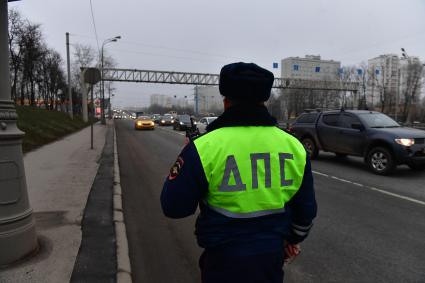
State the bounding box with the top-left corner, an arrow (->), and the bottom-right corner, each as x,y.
301,137 -> 318,159
366,147 -> 395,175
407,163 -> 425,171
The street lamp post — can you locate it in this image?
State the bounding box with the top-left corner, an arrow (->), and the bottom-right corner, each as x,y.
101,36 -> 120,124
0,0 -> 37,265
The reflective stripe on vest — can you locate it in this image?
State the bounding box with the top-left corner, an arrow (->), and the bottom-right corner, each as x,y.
194,126 -> 306,218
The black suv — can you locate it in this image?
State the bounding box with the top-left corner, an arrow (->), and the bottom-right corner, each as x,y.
290,110 -> 425,175
173,114 -> 192,131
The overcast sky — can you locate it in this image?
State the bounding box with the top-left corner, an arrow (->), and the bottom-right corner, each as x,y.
9,0 -> 425,108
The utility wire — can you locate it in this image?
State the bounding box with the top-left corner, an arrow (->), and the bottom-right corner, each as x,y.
107,48 -> 234,64
120,40 -> 244,61
70,33 -> 244,61
89,0 -> 100,55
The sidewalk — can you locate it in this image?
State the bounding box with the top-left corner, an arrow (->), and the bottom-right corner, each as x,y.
0,123 -> 107,283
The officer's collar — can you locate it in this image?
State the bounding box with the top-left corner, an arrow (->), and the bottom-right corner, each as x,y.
206,104 -> 277,132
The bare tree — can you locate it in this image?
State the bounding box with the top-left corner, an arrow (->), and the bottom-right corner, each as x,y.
8,9 -> 69,112
20,21 -> 44,106
368,59 -> 398,114
38,48 -> 65,109
356,62 -> 370,109
401,60 -> 424,124
339,66 -> 357,109
8,8 -> 25,101
70,44 -> 97,113
71,43 -> 96,88
417,96 -> 425,123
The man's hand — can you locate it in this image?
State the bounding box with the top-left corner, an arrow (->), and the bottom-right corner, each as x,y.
284,241 -> 301,264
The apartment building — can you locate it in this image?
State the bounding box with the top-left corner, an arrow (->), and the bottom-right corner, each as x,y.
367,54 -> 423,108
194,86 -> 222,114
281,55 -> 341,80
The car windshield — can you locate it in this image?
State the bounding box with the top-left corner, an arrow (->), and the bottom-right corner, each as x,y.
358,113 -> 400,128
162,116 -> 173,121
207,117 -> 217,123
138,116 -> 151,120
179,115 -> 191,122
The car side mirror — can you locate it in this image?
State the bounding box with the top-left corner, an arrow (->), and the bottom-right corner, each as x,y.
351,123 -> 364,131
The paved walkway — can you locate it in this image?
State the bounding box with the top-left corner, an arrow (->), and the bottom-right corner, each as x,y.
0,123 -> 107,283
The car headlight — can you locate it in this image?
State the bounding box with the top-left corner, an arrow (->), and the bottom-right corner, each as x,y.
395,138 -> 414,147
150,122 -> 154,125
171,120 -> 174,123
161,120 -> 165,123
137,121 -> 142,126
193,121 -> 197,125
180,122 -> 184,125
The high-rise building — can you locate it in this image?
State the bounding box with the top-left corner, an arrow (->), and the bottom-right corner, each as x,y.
194,86 -> 222,114
150,94 -> 191,109
366,54 -> 400,106
366,54 -> 423,108
399,56 -> 423,101
150,94 -> 172,108
281,55 -> 341,80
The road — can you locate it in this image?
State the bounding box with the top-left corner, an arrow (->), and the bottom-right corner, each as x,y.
115,119 -> 425,283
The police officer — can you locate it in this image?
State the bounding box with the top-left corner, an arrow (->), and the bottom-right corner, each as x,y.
161,62 -> 317,283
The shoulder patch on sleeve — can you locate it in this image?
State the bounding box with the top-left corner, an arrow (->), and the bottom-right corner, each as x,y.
168,156 -> 184,180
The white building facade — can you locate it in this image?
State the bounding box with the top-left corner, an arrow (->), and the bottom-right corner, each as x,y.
150,94 -> 172,108
150,94 -> 191,109
366,54 -> 400,106
366,54 -> 423,109
194,86 -> 222,115
281,55 -> 341,80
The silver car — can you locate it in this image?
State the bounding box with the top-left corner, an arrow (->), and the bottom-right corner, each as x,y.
197,117 -> 217,133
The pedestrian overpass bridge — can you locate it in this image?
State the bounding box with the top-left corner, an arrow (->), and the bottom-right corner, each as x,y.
81,67 -> 359,122
102,68 -> 359,92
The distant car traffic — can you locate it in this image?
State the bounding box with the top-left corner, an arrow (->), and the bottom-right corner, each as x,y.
173,114 -> 193,131
290,109 -> 425,175
135,116 -> 155,130
196,117 -> 217,133
151,114 -> 162,123
159,115 -> 174,126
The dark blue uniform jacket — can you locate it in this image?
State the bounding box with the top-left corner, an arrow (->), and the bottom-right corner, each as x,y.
161,105 -> 317,256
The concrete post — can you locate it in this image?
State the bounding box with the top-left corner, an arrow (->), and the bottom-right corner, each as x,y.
66,32 -> 73,119
100,47 -> 105,125
0,0 -> 38,266
194,86 -> 199,115
81,71 -> 88,123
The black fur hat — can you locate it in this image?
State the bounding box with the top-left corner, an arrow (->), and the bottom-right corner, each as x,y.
219,62 -> 274,102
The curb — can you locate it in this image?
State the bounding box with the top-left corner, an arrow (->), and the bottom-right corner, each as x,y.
113,127 -> 132,283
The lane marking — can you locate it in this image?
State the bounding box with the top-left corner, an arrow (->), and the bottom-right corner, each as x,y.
155,124 -> 425,206
155,126 -> 185,136
312,171 -> 329,177
312,170 -> 425,206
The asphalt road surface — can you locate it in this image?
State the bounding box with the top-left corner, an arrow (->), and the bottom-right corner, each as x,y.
115,120 -> 425,283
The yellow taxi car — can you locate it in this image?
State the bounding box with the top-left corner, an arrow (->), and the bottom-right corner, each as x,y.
134,116 -> 155,130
